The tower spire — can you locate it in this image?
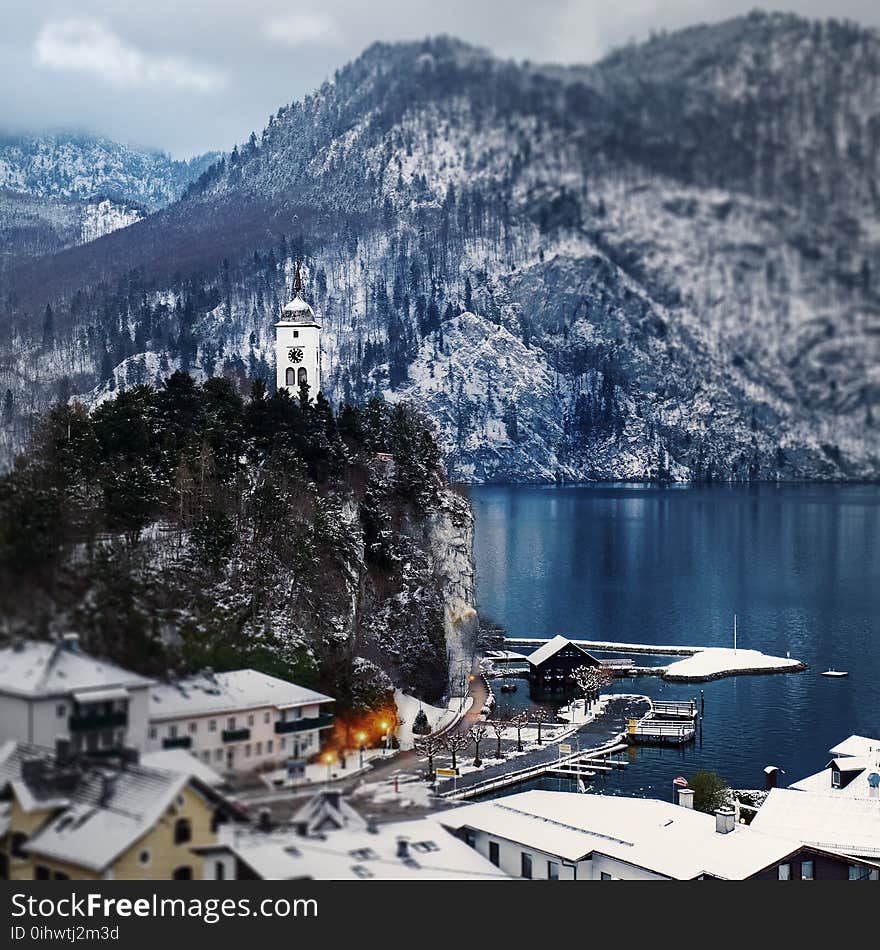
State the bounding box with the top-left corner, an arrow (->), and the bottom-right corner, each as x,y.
293,261 -> 303,297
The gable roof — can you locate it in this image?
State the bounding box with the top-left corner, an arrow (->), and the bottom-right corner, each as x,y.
149,669 -> 333,720
527,636 -> 599,667
750,788 -> 880,858
0,639 -> 153,699
829,735 -> 880,758
441,790 -> 812,880
290,790 -> 366,836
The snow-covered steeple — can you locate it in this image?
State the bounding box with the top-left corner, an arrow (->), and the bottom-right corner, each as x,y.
275,262 -> 322,396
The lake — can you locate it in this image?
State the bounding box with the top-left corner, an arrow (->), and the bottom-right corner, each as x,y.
469,483 -> 880,795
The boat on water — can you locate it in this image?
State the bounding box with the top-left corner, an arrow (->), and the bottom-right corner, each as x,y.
821,669 -> 849,678
499,682 -> 518,693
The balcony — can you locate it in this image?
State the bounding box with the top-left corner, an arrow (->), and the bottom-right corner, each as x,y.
162,736 -> 192,750
222,727 -> 251,743
274,714 -> 334,734
69,710 -> 128,732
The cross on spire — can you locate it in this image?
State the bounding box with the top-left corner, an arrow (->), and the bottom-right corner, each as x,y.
293,261 -> 303,296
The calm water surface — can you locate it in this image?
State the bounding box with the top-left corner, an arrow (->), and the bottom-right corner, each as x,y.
470,483 -> 880,794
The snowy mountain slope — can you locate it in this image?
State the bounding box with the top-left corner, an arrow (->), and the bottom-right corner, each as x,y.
1,13 -> 878,480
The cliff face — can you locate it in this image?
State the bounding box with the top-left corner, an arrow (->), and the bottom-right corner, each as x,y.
0,378 -> 474,707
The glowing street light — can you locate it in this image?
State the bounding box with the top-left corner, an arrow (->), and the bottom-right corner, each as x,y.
357,731 -> 367,768
324,752 -> 334,783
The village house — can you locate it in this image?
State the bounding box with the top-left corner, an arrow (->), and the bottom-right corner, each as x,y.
195,790 -> 507,881
0,739 -> 243,880
0,636 -> 153,755
527,635 -> 601,697
441,789 -> 880,880
749,733 -> 880,866
147,669 -> 334,775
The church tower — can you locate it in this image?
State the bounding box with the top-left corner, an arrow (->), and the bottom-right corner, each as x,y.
275,263 -> 321,397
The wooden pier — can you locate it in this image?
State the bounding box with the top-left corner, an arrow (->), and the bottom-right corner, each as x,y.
627,698 -> 699,745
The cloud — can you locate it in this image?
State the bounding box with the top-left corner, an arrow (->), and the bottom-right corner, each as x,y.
33,18 -> 226,93
262,11 -> 342,48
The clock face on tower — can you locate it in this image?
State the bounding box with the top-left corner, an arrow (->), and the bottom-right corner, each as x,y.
288,347 -> 304,363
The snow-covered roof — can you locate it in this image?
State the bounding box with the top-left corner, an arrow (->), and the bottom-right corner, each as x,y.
214,817 -> 508,880
290,790 -> 366,836
140,749 -> 224,787
751,788 -> 880,858
0,638 -> 153,699
442,790 -> 810,880
275,294 -> 321,328
789,756 -> 880,799
149,669 -> 333,721
829,735 -> 880,758
527,636 -> 597,667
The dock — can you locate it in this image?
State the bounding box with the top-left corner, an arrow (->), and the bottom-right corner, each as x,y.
627,699 -> 698,746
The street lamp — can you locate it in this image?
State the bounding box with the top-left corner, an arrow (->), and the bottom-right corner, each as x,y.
324,752 -> 334,783
357,732 -> 367,768
380,722 -> 389,757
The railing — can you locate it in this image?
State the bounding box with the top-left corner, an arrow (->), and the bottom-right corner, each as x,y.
69,710 -> 128,732
274,714 -> 334,734
162,736 -> 192,750
222,727 -> 251,742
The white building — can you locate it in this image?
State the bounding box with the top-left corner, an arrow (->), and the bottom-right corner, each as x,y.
146,669 -> 333,775
197,790 -> 508,881
275,263 -> 321,396
786,733 -> 880,799
0,636 -> 153,754
441,789 -> 880,880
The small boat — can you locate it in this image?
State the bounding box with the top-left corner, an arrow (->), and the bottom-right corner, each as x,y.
500,682 -> 518,693
821,669 -> 849,678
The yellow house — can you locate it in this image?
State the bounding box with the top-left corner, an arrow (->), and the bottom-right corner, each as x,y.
0,740 -> 242,880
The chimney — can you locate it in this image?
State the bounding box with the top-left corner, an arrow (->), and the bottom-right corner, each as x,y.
715,808 -> 735,834
396,836 -> 409,860
677,787 -> 695,809
99,772 -> 117,806
258,808 -> 273,832
764,766 -> 781,790
55,737 -> 74,767
868,773 -> 880,800
61,632 -> 80,650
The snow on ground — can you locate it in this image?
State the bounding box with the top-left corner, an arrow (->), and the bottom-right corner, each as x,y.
395,690 -> 472,749
358,775 -> 438,809
663,647 -> 804,681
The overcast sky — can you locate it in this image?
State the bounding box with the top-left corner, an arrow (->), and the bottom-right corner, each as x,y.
3,1 -> 878,157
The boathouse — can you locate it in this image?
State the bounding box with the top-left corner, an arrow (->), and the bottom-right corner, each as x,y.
527,636 -> 601,696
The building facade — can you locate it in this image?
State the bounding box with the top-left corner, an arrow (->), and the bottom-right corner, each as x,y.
0,637 -> 153,755
147,669 -> 334,775
526,636 -> 601,697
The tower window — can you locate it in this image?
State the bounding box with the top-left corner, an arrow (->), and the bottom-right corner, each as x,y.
298,368 -> 308,385
285,367 -> 296,386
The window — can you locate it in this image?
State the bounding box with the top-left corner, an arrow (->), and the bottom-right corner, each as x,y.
298,368 -> 308,385
54,871 -> 69,880
464,829 -> 476,848
11,833 -> 27,858
548,861 -> 560,880
489,841 -> 500,867
244,744 -> 251,758
189,721 -> 198,734
412,841 -> 439,853
247,715 -> 254,727
168,724 -> 178,739
521,852 -> 533,879
172,866 -> 192,880
350,848 -> 379,861
832,769 -> 841,788
256,742 -> 263,755
149,726 -> 157,740
600,872 -> 614,880
849,864 -> 872,881
267,740 -> 273,754
209,720 -> 217,732
801,860 -> 814,881
352,865 -> 374,879
280,738 -> 287,751
285,367 -> 296,386
292,330 -> 299,339
214,861 -> 225,880
214,749 -> 223,761
174,818 -> 192,845
56,704 -> 66,718
778,863 -> 791,880
35,866 -> 51,880
226,718 -> 235,731
138,850 -> 151,867
264,712 -> 271,724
